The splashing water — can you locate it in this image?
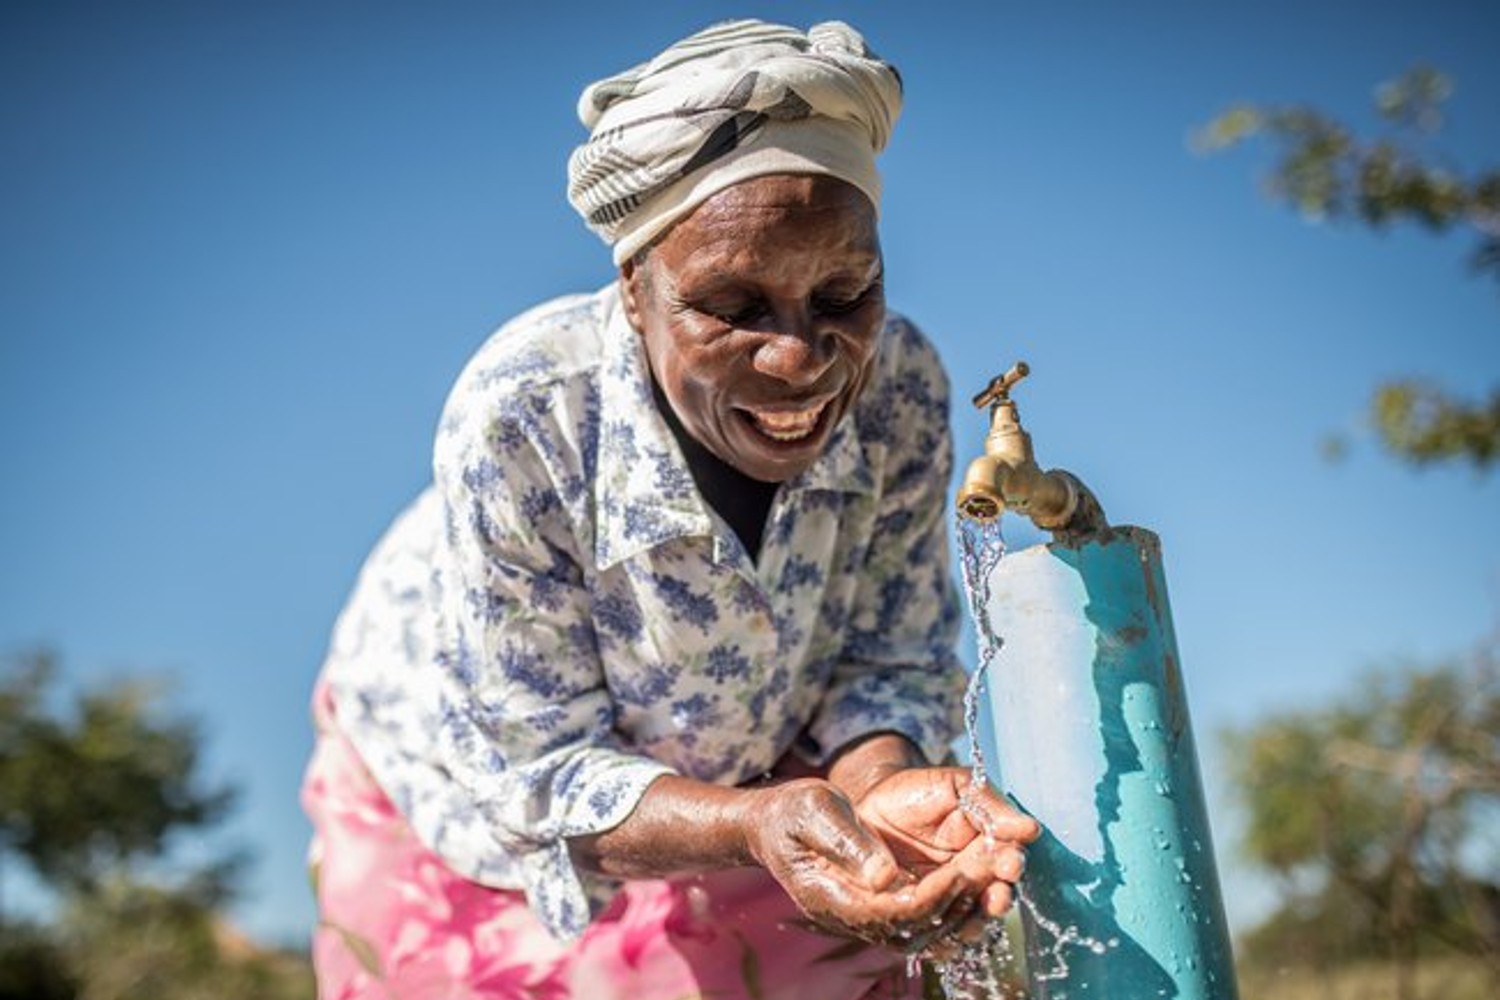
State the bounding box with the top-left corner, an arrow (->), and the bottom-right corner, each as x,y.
1019,900 -> 1119,985
934,921 -> 1021,1000
937,515 -> 1118,998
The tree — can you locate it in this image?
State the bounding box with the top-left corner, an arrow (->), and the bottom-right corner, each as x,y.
0,650 -> 312,1000
1197,66 -> 1500,470
0,649 -> 236,899
1222,641 -> 1500,1000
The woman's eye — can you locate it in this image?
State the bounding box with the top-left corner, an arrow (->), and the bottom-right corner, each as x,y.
814,286 -> 875,316
815,297 -> 860,316
702,301 -> 765,325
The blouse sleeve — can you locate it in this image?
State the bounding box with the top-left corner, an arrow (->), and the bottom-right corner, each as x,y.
425,377 -> 676,940
804,316 -> 968,767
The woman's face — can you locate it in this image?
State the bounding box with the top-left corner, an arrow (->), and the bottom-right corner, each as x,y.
620,174 -> 885,483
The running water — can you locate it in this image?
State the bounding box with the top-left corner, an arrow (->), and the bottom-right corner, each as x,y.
936,515 -> 1117,999
932,516 -> 1016,999
955,516 -> 1007,806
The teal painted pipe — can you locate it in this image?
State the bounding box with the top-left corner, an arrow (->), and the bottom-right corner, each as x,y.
975,526 -> 1240,999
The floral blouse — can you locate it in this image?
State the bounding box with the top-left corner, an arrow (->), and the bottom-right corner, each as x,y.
319,285 -> 965,940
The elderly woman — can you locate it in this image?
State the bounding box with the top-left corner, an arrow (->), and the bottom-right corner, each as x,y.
302,19 -> 1038,1000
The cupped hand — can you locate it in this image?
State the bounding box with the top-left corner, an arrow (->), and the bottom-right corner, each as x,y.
742,778 -> 991,951
855,766 -> 1040,923
857,767 -> 1039,864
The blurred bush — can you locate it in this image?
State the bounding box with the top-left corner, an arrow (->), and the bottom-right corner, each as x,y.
1221,638 -> 1499,1000
0,649 -> 311,1000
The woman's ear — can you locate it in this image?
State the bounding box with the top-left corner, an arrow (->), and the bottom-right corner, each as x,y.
618,256 -> 647,334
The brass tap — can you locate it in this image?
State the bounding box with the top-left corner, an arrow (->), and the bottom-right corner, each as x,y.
957,361 -> 1100,532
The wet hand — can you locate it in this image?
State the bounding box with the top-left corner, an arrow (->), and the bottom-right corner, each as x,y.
743,778 -> 995,951
857,767 -> 1038,863
854,766 -> 1039,929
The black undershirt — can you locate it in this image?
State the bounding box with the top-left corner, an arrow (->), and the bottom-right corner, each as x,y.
651,379 -> 779,562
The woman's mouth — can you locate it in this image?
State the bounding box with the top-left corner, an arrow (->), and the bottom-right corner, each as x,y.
741,400 -> 829,443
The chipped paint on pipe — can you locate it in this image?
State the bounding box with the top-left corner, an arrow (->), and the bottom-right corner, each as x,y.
976,526 -> 1240,999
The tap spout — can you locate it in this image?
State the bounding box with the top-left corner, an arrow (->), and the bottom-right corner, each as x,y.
956,453 -> 1007,523
955,361 -> 1106,535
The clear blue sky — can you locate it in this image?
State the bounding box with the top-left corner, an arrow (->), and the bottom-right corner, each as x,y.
3,1 -> 1496,947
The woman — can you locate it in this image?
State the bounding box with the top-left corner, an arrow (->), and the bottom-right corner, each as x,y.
303,19 -> 1038,1000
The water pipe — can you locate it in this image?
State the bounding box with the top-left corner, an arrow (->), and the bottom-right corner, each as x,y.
956,363 -> 1240,999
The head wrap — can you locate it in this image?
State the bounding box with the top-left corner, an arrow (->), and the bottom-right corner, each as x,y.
567,19 -> 903,264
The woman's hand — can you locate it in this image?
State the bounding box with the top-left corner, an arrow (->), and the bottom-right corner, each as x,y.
824,735 -> 1039,917
571,749 -> 1039,954
742,778 -> 990,951
857,767 -> 1038,865
854,766 -> 1040,939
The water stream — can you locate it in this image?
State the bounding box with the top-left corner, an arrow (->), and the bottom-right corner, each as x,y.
955,516 -> 1006,804
935,515 -> 1116,999
928,516 -> 1016,999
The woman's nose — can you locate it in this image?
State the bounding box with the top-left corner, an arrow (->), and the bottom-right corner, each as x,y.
752,314 -> 836,387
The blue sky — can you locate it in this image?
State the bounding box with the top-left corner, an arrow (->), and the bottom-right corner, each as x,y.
3,1 -> 1496,946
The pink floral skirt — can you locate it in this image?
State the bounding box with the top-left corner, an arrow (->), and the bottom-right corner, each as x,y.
302,684 -> 919,999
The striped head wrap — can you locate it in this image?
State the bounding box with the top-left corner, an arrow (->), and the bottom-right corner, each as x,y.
567,19 -> 903,265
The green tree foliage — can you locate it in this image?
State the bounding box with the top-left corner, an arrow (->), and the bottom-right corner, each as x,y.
0,650 -> 312,1000
1222,643 -> 1500,1000
0,650 -> 236,894
1370,380 -> 1500,469
1198,67 -> 1500,470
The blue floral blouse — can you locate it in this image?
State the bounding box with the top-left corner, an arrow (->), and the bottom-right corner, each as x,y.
319,284 -> 966,940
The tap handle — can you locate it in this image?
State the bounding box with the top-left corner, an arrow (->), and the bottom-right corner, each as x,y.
971,361 -> 1030,409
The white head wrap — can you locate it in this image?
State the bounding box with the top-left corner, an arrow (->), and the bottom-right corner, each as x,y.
567,20 -> 903,265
